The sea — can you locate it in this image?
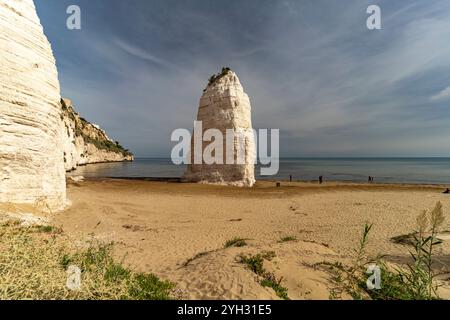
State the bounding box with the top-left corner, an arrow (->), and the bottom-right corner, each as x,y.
67,158 -> 450,185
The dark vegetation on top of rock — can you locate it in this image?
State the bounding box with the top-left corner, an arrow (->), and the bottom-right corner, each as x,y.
205,67 -> 232,90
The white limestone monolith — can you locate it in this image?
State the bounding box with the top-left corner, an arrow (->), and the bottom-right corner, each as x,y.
184,70 -> 256,187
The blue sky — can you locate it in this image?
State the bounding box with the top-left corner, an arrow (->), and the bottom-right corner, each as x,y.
34,0 -> 450,157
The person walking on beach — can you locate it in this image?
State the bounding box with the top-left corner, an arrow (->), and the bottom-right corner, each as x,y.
289,175 -> 292,182
319,176 -> 323,184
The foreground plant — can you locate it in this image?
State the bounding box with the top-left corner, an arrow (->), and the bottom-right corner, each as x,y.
318,202 -> 446,300
238,251 -> 289,300
0,222 -> 174,300
224,237 -> 248,248
377,201 -> 445,299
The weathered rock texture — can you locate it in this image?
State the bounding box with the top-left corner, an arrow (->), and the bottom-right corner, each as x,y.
0,0 -> 66,210
184,69 -> 256,187
61,98 -> 133,171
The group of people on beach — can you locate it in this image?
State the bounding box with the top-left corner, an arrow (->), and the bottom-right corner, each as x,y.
288,174 -> 449,193
288,175 -> 376,184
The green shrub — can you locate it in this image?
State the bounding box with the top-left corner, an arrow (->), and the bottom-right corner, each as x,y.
224,237 -> 248,248
278,236 -> 297,243
206,67 -> 232,87
238,251 -> 289,300
318,202 -> 446,300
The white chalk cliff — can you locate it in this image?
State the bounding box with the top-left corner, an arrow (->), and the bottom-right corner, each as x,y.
61,98 -> 133,172
0,1 -> 133,213
0,0 -> 66,210
184,69 -> 256,187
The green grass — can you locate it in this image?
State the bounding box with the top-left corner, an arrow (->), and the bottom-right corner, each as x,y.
224,237 -> 248,248
239,254 -> 265,275
260,277 -> 289,300
128,273 -> 174,300
0,222 -> 174,300
33,225 -> 60,234
238,251 -> 289,300
278,236 -> 297,243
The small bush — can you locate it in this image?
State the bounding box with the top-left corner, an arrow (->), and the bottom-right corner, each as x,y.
33,225 -> 59,234
206,67 -> 232,88
239,254 -> 265,275
260,276 -> 289,300
224,237 -> 247,248
238,251 -> 289,300
278,236 -> 297,243
128,273 -> 174,300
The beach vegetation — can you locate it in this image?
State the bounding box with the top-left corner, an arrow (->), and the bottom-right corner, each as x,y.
224,237 -> 248,248
0,222 -> 174,300
32,225 -> 63,234
317,202 -> 446,300
238,251 -> 289,300
260,276 -> 289,300
278,236 -> 297,243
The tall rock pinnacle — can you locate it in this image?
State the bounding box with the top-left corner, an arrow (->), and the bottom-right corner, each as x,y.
0,0 -> 66,211
184,68 -> 256,187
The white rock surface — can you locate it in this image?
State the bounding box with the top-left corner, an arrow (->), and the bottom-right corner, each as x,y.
0,0 -> 66,210
61,98 -> 134,172
184,70 -> 256,187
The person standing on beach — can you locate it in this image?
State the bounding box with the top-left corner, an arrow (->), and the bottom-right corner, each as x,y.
290,175 -> 292,182
319,176 -> 323,184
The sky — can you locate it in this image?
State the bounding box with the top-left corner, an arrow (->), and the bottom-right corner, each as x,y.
34,0 -> 450,157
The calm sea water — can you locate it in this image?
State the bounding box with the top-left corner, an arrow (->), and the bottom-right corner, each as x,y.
67,158 -> 450,185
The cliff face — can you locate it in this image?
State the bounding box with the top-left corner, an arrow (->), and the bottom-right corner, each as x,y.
184,69 -> 256,187
61,98 -> 133,172
0,0 -> 66,210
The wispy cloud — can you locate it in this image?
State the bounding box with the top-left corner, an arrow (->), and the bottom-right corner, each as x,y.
431,86 -> 450,102
113,38 -> 174,69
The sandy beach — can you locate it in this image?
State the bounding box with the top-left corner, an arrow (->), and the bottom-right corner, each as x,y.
48,179 -> 450,300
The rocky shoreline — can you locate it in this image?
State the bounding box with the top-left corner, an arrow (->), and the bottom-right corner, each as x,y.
61,98 -> 133,173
